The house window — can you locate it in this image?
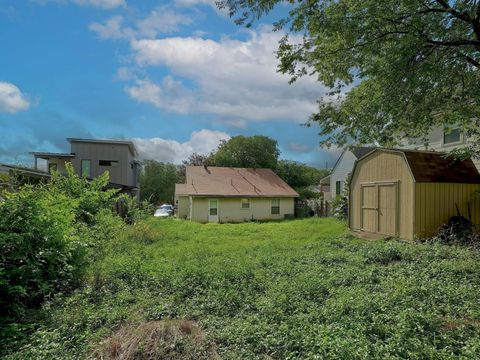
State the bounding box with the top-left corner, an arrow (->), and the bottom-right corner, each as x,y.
48,163 -> 57,173
81,159 -> 91,177
99,160 -> 119,167
443,127 -> 461,145
241,198 -> 250,209
271,199 -> 280,215
336,181 -> 342,195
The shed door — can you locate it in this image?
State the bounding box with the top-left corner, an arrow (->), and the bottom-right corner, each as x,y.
361,185 -> 377,233
378,184 -> 397,236
361,182 -> 397,236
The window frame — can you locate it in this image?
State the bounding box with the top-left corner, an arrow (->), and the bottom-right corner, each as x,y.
443,126 -> 462,146
336,181 -> 342,195
241,198 -> 250,209
271,198 -> 280,215
81,159 -> 91,178
99,160 -> 119,167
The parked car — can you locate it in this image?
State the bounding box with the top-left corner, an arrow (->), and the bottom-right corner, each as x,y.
154,208 -> 171,218
154,204 -> 174,218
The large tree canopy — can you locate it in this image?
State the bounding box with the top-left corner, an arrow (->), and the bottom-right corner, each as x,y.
209,135 -> 280,169
219,0 -> 480,155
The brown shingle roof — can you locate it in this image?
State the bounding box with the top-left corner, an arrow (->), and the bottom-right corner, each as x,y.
176,166 -> 299,197
402,150 -> 480,183
360,149 -> 480,184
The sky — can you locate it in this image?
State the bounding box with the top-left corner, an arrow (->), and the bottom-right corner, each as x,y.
0,0 -> 342,168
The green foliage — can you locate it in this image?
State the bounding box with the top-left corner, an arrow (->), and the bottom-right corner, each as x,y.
219,0 -> 480,156
140,161 -> 178,204
275,160 -> 328,197
50,164 -> 118,225
115,194 -> 155,225
6,219 -> 480,359
209,135 -> 280,169
0,165 -> 126,347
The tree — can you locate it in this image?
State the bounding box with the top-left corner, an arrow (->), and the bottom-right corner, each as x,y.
140,161 -> 178,204
209,135 -> 280,169
275,160 -> 328,197
219,0 -> 480,157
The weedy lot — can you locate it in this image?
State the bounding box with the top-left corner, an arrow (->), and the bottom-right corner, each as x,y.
6,218 -> 480,359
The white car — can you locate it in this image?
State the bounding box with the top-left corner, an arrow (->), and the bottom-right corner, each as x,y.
154,208 -> 171,218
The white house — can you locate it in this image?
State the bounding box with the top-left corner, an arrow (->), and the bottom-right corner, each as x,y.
322,147 -> 374,200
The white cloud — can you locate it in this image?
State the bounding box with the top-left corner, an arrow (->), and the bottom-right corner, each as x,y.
128,29 -> 326,123
137,7 -> 192,37
89,15 -> 134,40
33,0 -> 126,9
73,0 -> 125,8
133,129 -> 230,163
287,142 -> 311,154
0,82 -> 31,114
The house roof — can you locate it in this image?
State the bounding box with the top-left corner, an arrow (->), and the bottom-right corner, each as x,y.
176,166 -> 299,197
357,148 -> 480,184
67,138 -> 138,157
331,146 -> 376,173
31,152 -> 75,159
0,164 -> 50,178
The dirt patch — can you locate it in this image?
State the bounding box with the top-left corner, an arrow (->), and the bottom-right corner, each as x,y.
440,318 -> 480,332
95,320 -> 217,360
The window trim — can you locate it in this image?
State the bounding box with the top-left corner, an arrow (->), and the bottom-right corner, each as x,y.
443,126 -> 463,146
271,198 -> 280,215
99,160 -> 119,167
336,181 -> 342,195
241,198 -> 250,209
81,159 -> 91,178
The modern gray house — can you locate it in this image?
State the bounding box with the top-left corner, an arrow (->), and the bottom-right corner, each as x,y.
30,138 -> 141,196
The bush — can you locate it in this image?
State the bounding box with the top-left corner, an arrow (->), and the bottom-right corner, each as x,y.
0,186 -> 81,329
331,195 -> 348,220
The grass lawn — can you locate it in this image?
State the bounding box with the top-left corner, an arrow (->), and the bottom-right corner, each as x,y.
6,218 -> 480,359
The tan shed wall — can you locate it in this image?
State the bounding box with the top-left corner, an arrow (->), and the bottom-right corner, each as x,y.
190,197 -> 295,223
350,151 -> 415,240
175,196 -> 189,219
414,183 -> 480,239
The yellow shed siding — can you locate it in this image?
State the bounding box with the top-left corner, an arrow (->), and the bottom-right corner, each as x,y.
414,183 -> 480,239
189,197 -> 295,223
350,151 -> 415,240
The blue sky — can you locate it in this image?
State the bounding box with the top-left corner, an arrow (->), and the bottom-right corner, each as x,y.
0,0 -> 340,167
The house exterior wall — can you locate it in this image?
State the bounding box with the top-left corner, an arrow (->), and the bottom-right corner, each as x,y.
350,151 -> 415,240
329,150 -> 357,199
188,197 -> 295,223
401,126 -> 480,170
414,182 -> 480,239
47,158 -> 71,174
176,195 -> 189,219
70,142 -> 135,187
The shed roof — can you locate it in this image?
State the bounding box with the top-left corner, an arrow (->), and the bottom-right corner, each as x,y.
359,149 -> 480,184
175,166 -> 299,197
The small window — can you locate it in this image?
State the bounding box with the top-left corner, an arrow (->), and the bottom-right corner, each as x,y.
81,159 -> 91,177
99,160 -> 119,167
48,163 -> 57,173
443,127 -> 461,145
336,181 -> 342,195
271,199 -> 280,215
209,200 -> 218,216
241,198 -> 250,209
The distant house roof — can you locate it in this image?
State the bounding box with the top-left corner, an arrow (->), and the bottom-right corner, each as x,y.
0,164 -> 50,178
176,166 -> 299,197
358,148 -> 480,184
331,146 -> 376,173
351,146 -> 376,159
67,138 -> 138,157
30,152 -> 75,159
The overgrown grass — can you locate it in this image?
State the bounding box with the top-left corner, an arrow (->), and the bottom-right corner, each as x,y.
5,218 -> 480,359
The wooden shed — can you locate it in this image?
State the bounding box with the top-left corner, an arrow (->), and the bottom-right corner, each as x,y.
349,149 -> 480,240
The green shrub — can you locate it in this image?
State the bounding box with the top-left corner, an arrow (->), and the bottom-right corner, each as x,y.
0,187 -> 81,328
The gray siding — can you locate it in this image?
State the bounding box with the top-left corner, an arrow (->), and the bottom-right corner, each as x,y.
70,142 -> 136,187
